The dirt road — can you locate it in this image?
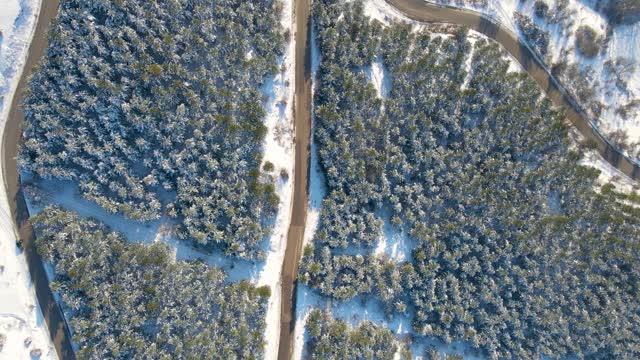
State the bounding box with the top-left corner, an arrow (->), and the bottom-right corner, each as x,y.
1,1 -> 76,359
277,0 -> 312,359
385,0 -> 640,180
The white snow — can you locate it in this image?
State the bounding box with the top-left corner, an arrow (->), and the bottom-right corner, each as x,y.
301,26 -> 325,250
0,0 -> 57,359
365,56 -> 392,99
363,0 -> 424,27
580,150 -> 640,193
374,211 -> 415,262
257,0 -> 296,357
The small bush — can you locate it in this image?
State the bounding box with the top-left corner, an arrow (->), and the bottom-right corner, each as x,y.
280,168 -> 289,181
534,0 -> 549,18
515,11 -> 550,56
263,161 -> 275,172
256,285 -> 271,298
575,25 -> 603,58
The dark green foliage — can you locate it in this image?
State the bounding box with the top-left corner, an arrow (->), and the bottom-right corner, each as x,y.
256,285 -> 272,298
263,161 -> 275,172
306,309 -> 400,360
20,0 -> 286,258
301,1 -> 640,358
32,206 -> 268,359
575,25 -> 603,58
514,11 -> 550,56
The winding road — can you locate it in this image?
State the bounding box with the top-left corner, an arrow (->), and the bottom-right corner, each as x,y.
385,0 -> 640,180
3,1 -> 639,360
2,1 -> 76,360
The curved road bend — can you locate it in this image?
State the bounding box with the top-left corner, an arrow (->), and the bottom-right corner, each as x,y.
386,0 -> 640,181
277,0 -> 312,359
2,0 -> 76,359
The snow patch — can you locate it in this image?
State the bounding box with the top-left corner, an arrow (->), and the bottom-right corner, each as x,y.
293,284 -> 482,359
365,56 -> 392,100
363,0 -> 426,28
302,27 -> 326,250
374,211 -> 415,262
580,150 -> 640,193
258,0 -> 295,357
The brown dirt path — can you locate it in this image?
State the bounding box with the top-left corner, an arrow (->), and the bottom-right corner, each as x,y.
277,0 -> 312,359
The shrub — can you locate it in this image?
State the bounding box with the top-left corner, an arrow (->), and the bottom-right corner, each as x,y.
263,161 -> 275,172
280,168 -> 289,181
514,11 -> 550,56
534,0 -> 549,18
575,25 -> 603,58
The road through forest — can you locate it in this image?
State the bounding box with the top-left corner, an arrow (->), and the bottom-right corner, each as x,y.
1,0 -> 76,359
277,0 -> 311,359
385,0 -> 640,180
4,1 -> 639,360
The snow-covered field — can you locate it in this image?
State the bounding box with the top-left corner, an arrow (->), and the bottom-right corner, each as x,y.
425,0 -> 640,158
0,0 -> 57,359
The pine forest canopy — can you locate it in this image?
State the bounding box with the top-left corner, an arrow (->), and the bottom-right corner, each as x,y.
300,1 -> 640,359
20,0 -> 286,259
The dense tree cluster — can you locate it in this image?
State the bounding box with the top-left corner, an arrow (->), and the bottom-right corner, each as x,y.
305,309 -> 404,360
424,347 -> 463,360
32,206 -> 270,359
514,11 -> 549,57
301,1 -> 640,358
20,0 -> 285,258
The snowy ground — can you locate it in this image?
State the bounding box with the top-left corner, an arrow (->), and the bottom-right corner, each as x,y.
0,0 -> 57,359
425,0 -> 640,159
257,0 -> 295,357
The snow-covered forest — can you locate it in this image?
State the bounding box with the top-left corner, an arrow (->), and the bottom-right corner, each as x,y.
20,0 -> 286,259
299,1 -> 640,358
32,206 -> 270,359
304,309 -> 407,359
432,0 -> 640,161
13,0 -> 292,357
